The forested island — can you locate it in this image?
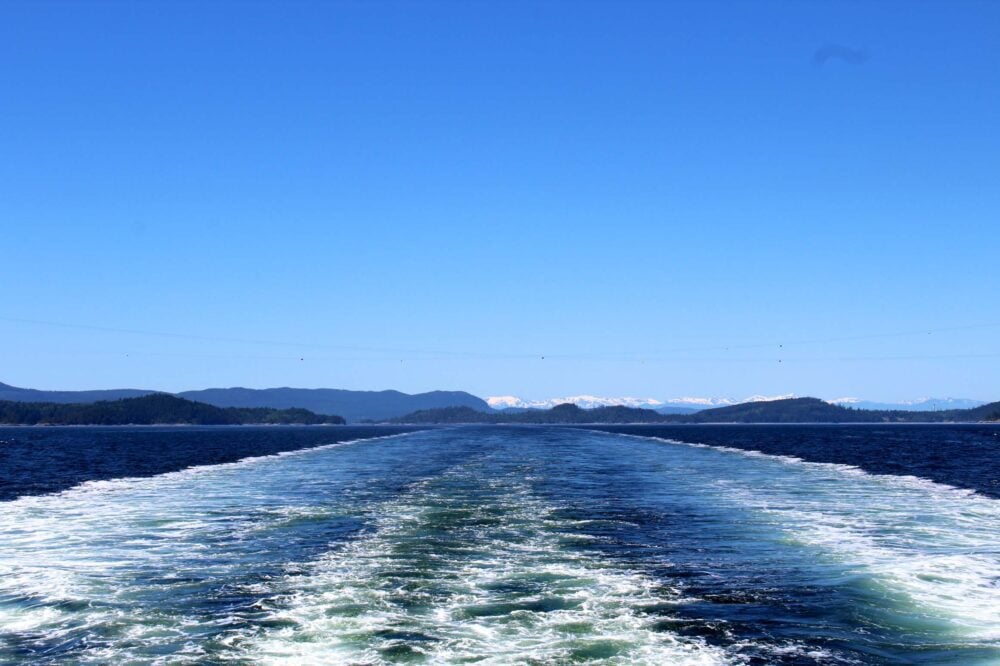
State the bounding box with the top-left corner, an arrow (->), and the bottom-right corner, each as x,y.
389,397 -> 1000,425
0,394 -> 344,426
2,393 -> 996,426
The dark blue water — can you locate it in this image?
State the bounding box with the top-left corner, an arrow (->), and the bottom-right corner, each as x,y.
0,425 -> 422,501
1,425 -> 997,664
586,424 -> 1000,498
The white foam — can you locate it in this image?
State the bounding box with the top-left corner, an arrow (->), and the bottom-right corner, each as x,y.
6,425 -> 998,662
618,432 -> 1000,642
233,476 -> 733,665
0,431 -> 416,652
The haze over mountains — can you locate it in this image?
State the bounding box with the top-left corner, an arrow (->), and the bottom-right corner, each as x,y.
392,398 -> 1000,425
486,394 -> 986,414
0,394 -> 342,426
0,382 -> 487,423
486,395 -> 705,414
0,381 -> 988,423
0,382 -> 152,404
176,387 -> 488,423
827,397 -> 986,411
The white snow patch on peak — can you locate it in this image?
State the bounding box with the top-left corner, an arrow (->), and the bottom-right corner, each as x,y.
487,395 -> 664,410
742,393 -> 797,403
829,397 -> 862,405
489,394 -> 803,411
660,397 -> 737,407
663,395 -> 796,407
486,396 -> 526,409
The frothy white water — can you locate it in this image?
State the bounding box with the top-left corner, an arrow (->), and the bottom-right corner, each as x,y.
0,433 -> 409,661
4,426 -> 999,664
635,435 -> 1000,644
232,475 -> 731,665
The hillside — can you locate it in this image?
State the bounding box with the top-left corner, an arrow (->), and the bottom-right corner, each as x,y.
177,387 -> 489,422
392,406 -> 494,424
526,404 -> 668,424
0,394 -> 343,426
390,397 -> 1000,424
0,381 -> 154,404
2,380 -> 994,425
683,397 -> 863,423
393,403 -> 668,424
943,400 -> 1000,422
0,381 -> 490,423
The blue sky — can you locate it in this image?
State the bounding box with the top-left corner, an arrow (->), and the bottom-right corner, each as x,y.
1,1 -> 998,401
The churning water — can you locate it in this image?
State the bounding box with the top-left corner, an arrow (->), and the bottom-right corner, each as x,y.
1,425 -> 998,664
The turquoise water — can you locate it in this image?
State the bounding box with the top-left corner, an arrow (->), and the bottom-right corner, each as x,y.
1,426 -> 998,664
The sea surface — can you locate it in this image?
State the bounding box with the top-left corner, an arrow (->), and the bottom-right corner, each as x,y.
0,424 -> 998,664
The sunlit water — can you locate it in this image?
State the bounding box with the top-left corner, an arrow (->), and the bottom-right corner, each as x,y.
1,426 -> 998,664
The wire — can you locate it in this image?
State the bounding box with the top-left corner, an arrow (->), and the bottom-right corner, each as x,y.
1,314 -> 999,362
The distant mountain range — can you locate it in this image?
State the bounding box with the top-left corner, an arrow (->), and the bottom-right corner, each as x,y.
487,395 -> 663,410
487,393 -> 987,414
487,395 -> 699,414
486,394 -> 793,414
680,398 -> 997,423
0,382 -> 153,404
0,394 -> 343,425
393,398 -> 1000,424
0,382 -> 487,423
176,387 -> 489,423
827,397 -> 986,411
393,397 -> 1000,424
0,381 -> 991,424
3,394 -> 996,426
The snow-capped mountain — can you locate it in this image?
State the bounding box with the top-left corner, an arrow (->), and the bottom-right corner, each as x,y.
742,394 -> 798,403
488,393 -> 987,414
486,396 -> 530,409
486,395 -> 665,410
487,394 -> 800,412
656,397 -> 737,408
658,394 -> 797,407
827,397 -> 986,412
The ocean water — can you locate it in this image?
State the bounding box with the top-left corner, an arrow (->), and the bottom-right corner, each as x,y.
0,425 -> 998,664
586,424 -> 1000,498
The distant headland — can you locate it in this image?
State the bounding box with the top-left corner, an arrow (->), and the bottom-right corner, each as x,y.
386,398 -> 1000,425
0,382 -> 996,426
0,394 -> 343,426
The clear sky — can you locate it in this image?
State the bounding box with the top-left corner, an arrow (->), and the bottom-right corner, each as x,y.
1,0 -> 998,401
